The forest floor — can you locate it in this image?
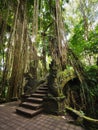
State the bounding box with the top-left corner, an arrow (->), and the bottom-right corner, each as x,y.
0,101 -> 85,130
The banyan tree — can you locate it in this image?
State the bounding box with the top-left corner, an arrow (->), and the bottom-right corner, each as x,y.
0,0 -> 98,128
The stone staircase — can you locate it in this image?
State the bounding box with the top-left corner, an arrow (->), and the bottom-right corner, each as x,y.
16,85 -> 48,117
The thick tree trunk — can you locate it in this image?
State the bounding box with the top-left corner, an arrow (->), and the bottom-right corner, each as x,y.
7,0 -> 29,100
55,0 -> 68,70
30,0 -> 39,79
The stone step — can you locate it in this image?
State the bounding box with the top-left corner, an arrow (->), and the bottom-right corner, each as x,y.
39,87 -> 48,91
31,93 -> 46,98
21,94 -> 30,98
16,107 -> 43,117
35,90 -> 47,94
16,84 -> 48,117
43,85 -> 48,87
26,97 -> 43,103
21,102 -> 43,110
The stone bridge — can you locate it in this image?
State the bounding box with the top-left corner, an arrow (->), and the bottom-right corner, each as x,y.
57,69 -> 77,89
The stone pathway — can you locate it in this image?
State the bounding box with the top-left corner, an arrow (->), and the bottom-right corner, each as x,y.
0,101 -> 85,130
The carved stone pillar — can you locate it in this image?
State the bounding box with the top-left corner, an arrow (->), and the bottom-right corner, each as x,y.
44,60 -> 65,115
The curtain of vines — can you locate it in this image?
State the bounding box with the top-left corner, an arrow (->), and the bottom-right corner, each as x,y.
4,0 -> 30,100
29,0 -> 39,79
55,0 -> 68,70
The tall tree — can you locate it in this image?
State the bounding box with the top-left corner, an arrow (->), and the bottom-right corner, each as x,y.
30,0 -> 39,79
1,0 -> 14,97
7,0 -> 30,99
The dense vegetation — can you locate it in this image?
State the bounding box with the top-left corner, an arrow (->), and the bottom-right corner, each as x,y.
0,0 -> 98,129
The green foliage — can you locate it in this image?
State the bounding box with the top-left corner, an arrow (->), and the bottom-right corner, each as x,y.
85,65 -> 98,98
85,65 -> 98,78
70,21 -> 98,65
87,25 -> 98,54
70,21 -> 85,55
66,0 -> 69,3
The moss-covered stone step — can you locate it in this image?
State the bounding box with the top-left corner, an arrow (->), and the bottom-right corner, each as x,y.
26,97 -> 43,103
35,89 -> 48,94
21,102 -> 43,110
16,107 -> 43,117
31,93 -> 46,98
39,87 -> 48,90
